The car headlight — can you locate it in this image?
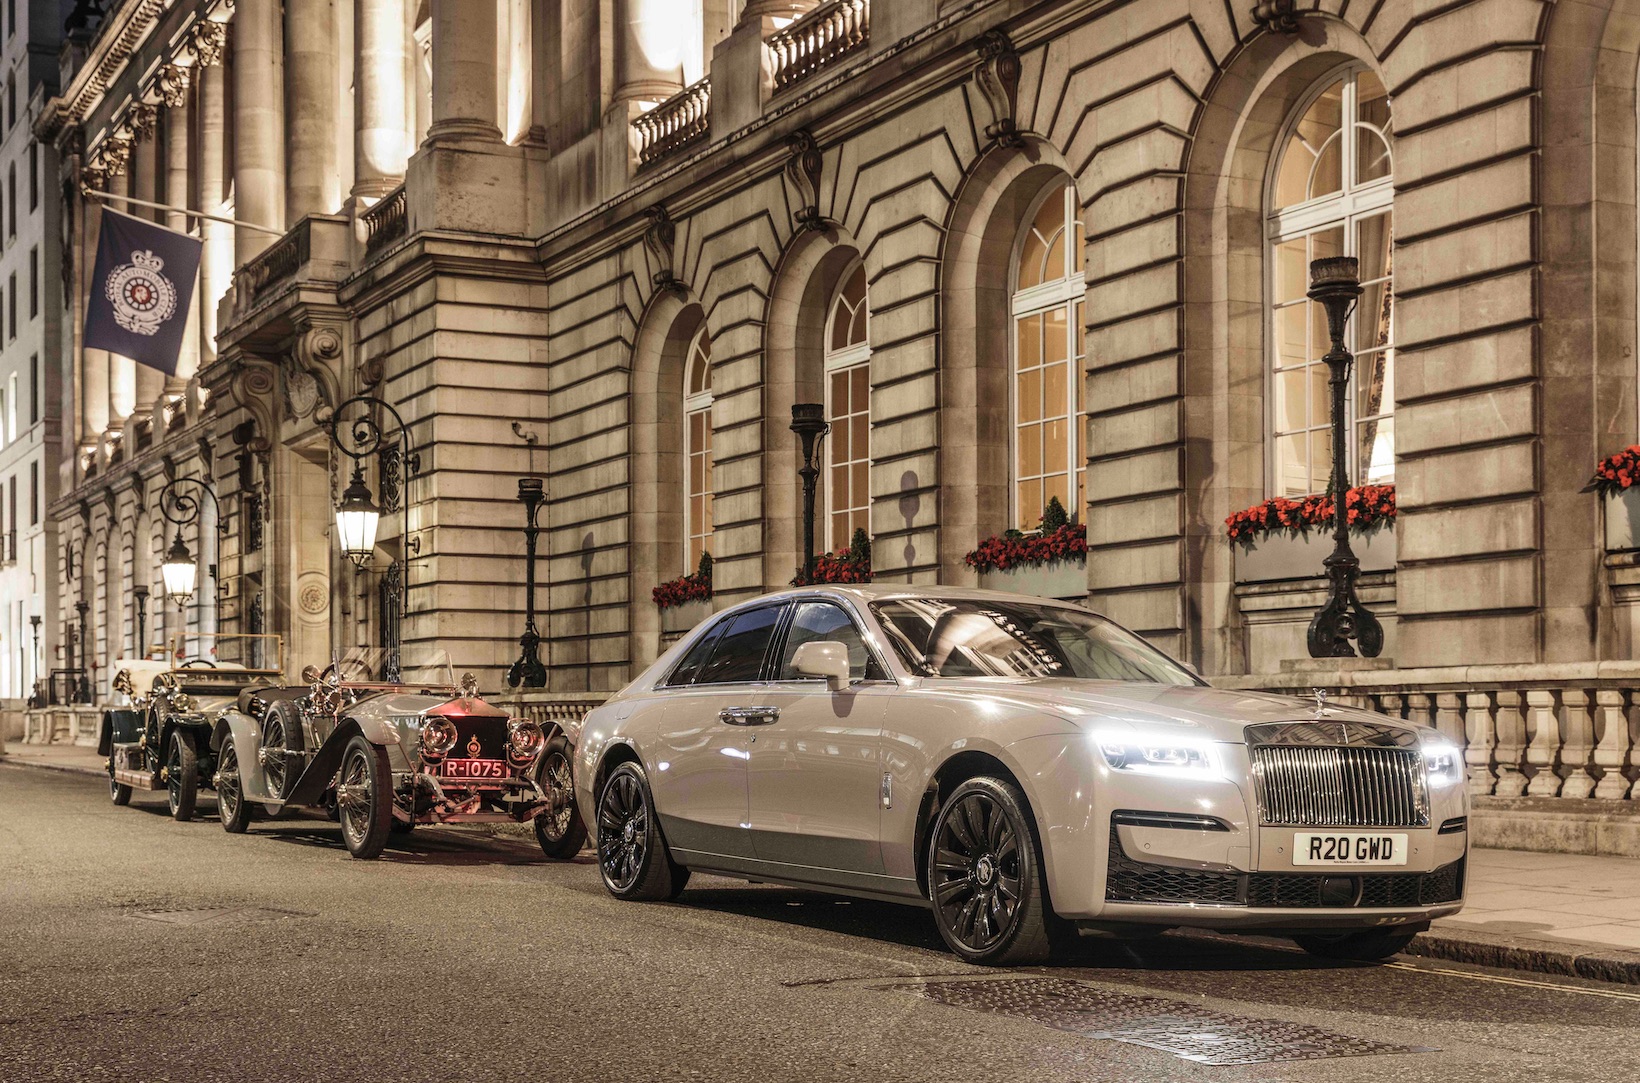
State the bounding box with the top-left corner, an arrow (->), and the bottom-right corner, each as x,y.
421,718 -> 458,759
1097,731 -> 1223,779
507,720 -> 545,763
1421,734 -> 1464,789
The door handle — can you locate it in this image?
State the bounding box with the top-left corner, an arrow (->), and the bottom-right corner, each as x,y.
719,706 -> 779,726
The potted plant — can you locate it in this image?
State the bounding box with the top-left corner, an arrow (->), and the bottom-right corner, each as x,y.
1225,484 -> 1396,583
792,529 -> 873,586
964,498 -> 1088,600
1585,446 -> 1640,551
655,552 -> 713,633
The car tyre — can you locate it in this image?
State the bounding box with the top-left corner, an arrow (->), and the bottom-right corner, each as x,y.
1293,928 -> 1420,962
927,776 -> 1056,966
336,735 -> 394,860
596,761 -> 688,901
217,735 -> 253,834
261,702 -> 305,801
534,735 -> 589,860
110,773 -> 132,806
166,730 -> 199,822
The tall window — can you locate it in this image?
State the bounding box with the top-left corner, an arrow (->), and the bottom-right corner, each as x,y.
1268,66 -> 1394,496
825,264 -> 870,549
683,327 -> 713,572
27,141 -> 35,209
28,245 -> 36,317
1011,182 -> 1086,531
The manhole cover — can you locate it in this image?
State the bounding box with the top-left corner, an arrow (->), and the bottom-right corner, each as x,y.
899,978 -> 1430,1065
131,906 -> 308,926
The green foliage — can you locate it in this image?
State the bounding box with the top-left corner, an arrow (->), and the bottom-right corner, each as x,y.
697,551 -> 714,583
848,527 -> 871,566
1040,496 -> 1070,533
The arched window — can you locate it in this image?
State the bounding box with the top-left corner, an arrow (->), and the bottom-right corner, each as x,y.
1268,65 -> 1394,497
825,263 -> 870,549
683,327 -> 713,571
1011,182 -> 1085,531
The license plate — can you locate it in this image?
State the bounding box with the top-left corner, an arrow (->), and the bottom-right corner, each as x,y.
438,758 -> 507,781
1293,832 -> 1409,866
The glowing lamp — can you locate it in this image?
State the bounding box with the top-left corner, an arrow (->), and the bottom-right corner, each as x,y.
160,531 -> 198,607
336,466 -> 381,569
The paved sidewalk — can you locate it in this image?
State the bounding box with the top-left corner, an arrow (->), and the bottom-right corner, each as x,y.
4,743 -> 1639,981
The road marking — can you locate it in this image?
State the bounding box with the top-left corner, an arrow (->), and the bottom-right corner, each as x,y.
1384,960 -> 1640,1001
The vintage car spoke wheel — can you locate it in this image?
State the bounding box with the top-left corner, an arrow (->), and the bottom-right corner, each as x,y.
217,737 -> 253,834
261,703 -> 305,802
109,773 -> 132,806
596,762 -> 687,901
336,735 -> 394,860
928,777 -> 1055,966
166,730 -> 199,822
534,736 -> 588,860
1293,927 -> 1420,962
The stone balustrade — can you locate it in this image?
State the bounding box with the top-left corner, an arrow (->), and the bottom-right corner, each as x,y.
503,690 -> 610,732
633,77 -> 712,168
766,0 -> 870,93
230,213 -> 353,316
363,184 -> 408,257
22,707 -> 103,747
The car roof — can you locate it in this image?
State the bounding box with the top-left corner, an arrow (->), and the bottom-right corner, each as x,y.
717,583 -> 1093,611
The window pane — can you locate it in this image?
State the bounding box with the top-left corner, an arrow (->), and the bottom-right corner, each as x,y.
1043,307 -> 1068,365
1357,348 -> 1392,423
1274,302 -> 1308,368
830,370 -> 848,411
852,462 -> 868,508
1016,314 -> 1041,369
668,622 -> 726,686
778,601 -> 872,681
1356,71 -> 1393,185
1272,368 -> 1310,434
1274,79 -> 1343,209
850,365 -> 868,412
696,606 -> 782,685
1274,238 -> 1308,304
1017,423 -> 1042,476
1044,362 -> 1067,421
1273,433 -> 1310,498
1043,418 -> 1067,474
1309,134 -> 1343,201
1359,414 -> 1394,484
851,413 -> 867,460
1017,367 -> 1042,424
1016,478 -> 1042,531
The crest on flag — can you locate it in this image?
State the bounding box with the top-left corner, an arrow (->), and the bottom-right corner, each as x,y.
104,250 -> 178,336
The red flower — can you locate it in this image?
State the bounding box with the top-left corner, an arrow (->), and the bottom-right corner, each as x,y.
1223,484 -> 1397,548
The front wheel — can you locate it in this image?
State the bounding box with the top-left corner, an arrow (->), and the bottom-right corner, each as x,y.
534,736 -> 588,860
109,773 -> 132,807
1293,928 -> 1420,961
927,777 -> 1057,965
335,736 -> 394,859
166,731 -> 199,822
596,762 -> 687,900
216,736 -> 252,834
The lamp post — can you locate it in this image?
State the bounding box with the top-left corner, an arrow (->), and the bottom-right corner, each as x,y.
790,404 -> 830,585
157,478 -> 224,620
505,478 -> 548,689
73,599 -> 90,703
28,614 -> 40,705
325,395 -> 420,642
1305,256 -> 1384,659
133,585 -> 150,658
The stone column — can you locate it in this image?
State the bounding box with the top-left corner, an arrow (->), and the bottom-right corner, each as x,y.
79,184 -> 109,445
131,133 -> 165,412
198,59 -> 229,363
234,0 -> 287,259
105,169 -> 136,423
427,0 -> 500,142
354,0 -> 410,198
286,0 -> 340,219
614,0 -> 687,103
166,94 -> 201,385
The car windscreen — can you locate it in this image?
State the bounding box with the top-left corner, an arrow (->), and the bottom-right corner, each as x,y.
870,598 -> 1199,685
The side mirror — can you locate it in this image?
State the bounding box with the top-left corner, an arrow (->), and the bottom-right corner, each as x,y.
792,641 -> 853,692
301,664 -> 321,684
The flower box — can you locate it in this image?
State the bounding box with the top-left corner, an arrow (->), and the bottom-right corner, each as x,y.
1234,526 -> 1396,584
1606,490 -> 1640,552
978,559 -> 1088,600
660,598 -> 713,634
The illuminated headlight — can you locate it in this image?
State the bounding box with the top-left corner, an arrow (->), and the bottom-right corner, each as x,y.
421,718 -> 458,759
1097,731 -> 1223,779
172,694 -> 193,712
507,720 -> 545,763
1421,734 -> 1464,789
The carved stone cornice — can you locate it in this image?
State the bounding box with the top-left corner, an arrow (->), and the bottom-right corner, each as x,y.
156,64 -> 191,108
126,102 -> 158,143
784,129 -> 832,233
643,205 -> 687,297
1251,0 -> 1303,34
974,30 -> 1024,148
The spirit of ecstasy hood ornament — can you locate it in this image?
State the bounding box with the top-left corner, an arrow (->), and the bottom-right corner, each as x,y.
1313,687 -> 1329,716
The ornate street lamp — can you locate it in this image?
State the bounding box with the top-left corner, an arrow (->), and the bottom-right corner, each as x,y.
28,614 -> 41,705
133,585 -> 149,658
1306,256 -> 1384,658
790,403 -> 830,584
335,466 -> 382,568
505,478 -> 548,689
326,395 -> 420,621
73,599 -> 90,704
157,478 -> 224,613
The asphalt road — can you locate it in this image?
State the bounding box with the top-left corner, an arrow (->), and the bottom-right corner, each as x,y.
2,764 -> 1637,1083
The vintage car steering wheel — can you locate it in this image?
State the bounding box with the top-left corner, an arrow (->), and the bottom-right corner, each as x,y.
178,659 -> 218,669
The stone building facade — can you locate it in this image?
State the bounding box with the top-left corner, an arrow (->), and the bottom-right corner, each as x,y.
33,0 -> 1640,832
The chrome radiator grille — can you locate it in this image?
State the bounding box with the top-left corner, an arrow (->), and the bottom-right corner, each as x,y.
1250,744 -> 1429,828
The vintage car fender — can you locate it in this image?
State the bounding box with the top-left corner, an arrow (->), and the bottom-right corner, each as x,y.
97,709 -> 143,757
284,714 -> 406,805
211,709 -> 278,805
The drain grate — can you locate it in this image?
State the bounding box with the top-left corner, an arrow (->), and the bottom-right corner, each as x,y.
131,906 -> 309,926
900,978 -> 1430,1065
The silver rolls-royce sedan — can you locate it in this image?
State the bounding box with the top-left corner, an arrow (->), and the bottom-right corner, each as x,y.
575,586 -> 1467,965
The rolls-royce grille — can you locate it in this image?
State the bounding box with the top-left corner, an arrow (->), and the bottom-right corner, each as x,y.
1251,745 -> 1428,828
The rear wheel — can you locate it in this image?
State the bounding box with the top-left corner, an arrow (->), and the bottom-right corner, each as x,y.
261,703 -> 305,801
216,736 -> 252,834
1294,928 -> 1420,961
534,735 -> 588,860
335,736 -> 394,859
109,772 -> 132,806
166,730 -> 199,822
927,777 -> 1056,966
596,762 -> 687,900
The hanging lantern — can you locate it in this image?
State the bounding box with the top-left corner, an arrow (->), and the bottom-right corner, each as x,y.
160,531 -> 198,608
335,465 -> 381,569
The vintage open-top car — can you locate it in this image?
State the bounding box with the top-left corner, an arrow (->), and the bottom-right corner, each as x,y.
210,647 -> 585,860
102,635 -> 286,821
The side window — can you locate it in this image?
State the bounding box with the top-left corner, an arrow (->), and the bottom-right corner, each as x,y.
695,606 -> 783,685
665,622 -> 725,687
778,601 -> 879,682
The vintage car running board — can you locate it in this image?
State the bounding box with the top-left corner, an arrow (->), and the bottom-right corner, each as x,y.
112,767 -> 161,791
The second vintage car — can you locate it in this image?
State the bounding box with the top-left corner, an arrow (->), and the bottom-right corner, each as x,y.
576,585 -> 1469,966
210,647 -> 586,860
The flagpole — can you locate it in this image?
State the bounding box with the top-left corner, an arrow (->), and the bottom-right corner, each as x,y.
81,186 -> 286,238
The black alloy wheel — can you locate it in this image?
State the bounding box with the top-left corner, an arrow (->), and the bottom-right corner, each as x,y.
596,762 -> 687,900
109,771 -> 132,806
217,736 -> 252,834
167,730 -> 199,822
534,735 -> 589,860
335,735 -> 394,859
1293,927 -> 1420,961
928,777 -> 1056,965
